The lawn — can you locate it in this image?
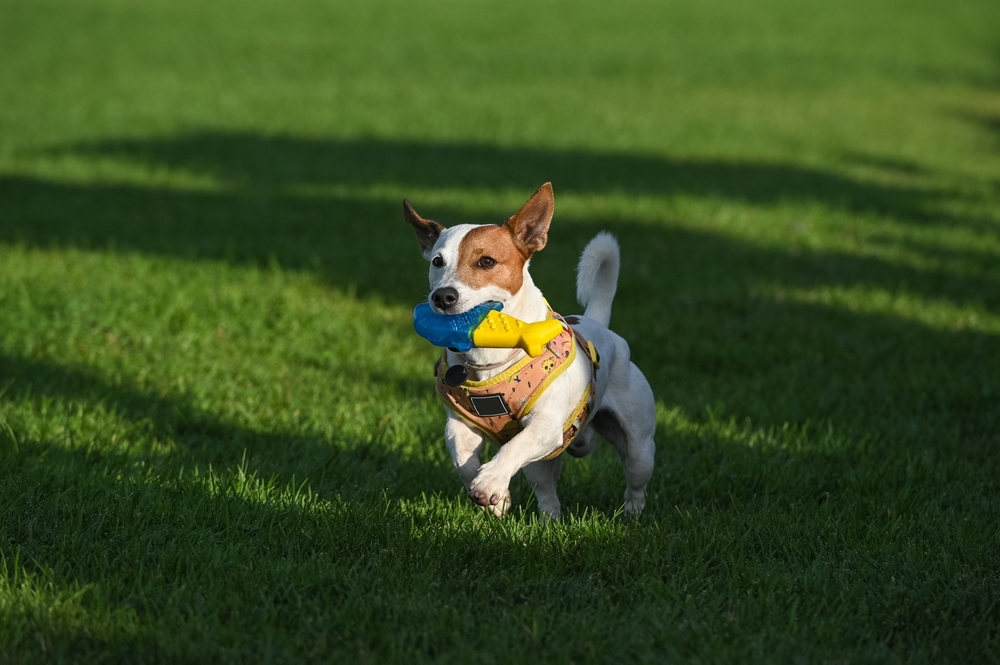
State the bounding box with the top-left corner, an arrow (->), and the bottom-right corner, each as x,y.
1,0 -> 999,662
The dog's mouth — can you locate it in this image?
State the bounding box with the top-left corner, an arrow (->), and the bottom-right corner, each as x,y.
428,287 -> 501,316
435,300 -> 500,316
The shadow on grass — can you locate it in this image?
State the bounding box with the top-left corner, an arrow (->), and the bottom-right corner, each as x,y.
7,428 -> 993,665
45,132 -> 998,235
0,132 -> 998,498
1,352 -> 996,663
0,353 -> 450,500
1,177 -> 997,315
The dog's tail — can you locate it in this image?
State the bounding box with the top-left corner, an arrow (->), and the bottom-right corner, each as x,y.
575,232 -> 620,328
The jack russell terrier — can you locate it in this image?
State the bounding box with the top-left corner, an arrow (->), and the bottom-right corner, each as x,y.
404,183 -> 656,519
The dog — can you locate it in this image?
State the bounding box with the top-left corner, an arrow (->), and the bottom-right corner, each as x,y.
404,183 -> 656,519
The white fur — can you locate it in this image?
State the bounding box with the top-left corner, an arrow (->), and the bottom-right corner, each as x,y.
425,227 -> 656,519
575,231 -> 620,328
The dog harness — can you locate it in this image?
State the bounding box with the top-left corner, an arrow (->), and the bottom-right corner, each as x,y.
434,312 -> 600,460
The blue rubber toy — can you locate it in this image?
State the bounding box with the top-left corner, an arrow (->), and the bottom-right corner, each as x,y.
413,301 -> 503,351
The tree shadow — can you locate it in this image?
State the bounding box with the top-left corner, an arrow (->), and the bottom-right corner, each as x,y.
47,132 -> 998,234
2,342 -> 995,662
0,352 -> 449,500
1,174 -> 997,315
2,132 -> 998,450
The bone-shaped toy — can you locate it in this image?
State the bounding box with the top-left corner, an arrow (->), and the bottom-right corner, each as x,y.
413,301 -> 564,357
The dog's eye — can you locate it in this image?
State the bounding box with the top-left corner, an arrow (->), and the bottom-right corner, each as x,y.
432,256 -> 444,268
477,256 -> 497,269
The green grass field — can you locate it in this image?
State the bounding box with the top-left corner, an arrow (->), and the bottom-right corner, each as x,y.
2,0 -> 999,662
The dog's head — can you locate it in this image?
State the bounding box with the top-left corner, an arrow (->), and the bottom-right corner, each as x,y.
403,183 -> 554,314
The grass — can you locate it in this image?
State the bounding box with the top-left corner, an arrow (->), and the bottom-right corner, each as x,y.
1,0 -> 999,662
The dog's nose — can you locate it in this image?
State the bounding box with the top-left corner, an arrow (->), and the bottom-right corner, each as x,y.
431,287 -> 459,311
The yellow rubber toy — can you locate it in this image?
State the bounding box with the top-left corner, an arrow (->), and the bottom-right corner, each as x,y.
471,311 -> 565,357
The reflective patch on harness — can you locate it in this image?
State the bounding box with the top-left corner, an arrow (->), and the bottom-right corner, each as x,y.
469,394 -> 510,417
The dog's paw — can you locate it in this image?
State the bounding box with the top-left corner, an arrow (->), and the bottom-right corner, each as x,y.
480,491 -> 511,518
624,488 -> 646,516
469,468 -> 512,513
538,506 -> 561,522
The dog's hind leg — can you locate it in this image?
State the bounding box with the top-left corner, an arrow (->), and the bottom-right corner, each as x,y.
620,429 -> 655,515
522,457 -> 563,520
592,366 -> 656,515
566,423 -> 598,458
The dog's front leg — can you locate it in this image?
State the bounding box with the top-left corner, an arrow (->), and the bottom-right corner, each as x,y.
445,413 -> 511,517
445,411 -> 486,488
468,412 -> 562,513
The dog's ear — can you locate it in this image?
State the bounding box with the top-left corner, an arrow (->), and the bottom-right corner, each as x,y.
403,199 -> 445,259
504,183 -> 554,257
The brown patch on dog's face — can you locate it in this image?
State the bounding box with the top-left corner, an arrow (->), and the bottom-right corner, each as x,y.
454,225 -> 527,294
451,184 -> 555,296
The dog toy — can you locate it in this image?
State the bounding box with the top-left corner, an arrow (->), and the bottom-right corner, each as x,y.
413,301 -> 564,357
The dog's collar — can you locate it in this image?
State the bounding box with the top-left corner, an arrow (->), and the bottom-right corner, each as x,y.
462,349 -> 524,371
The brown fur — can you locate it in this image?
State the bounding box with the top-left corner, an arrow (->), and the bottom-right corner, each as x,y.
453,183 -> 555,294
403,199 -> 444,256
455,225 -> 526,293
